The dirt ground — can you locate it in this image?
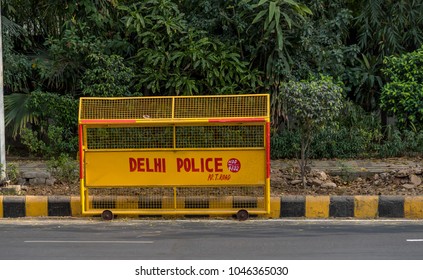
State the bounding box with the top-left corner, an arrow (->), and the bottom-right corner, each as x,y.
19,158 -> 423,197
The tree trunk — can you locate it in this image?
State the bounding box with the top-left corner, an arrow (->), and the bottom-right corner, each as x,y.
300,136 -> 306,188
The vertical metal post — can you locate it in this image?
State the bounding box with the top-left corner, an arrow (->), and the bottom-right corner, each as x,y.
0,4 -> 7,180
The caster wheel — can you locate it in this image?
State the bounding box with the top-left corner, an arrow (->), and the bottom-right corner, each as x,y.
236,209 -> 249,221
101,210 -> 114,221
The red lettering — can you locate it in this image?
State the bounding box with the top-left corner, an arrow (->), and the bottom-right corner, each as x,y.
200,158 -> 205,172
215,158 -> 223,172
137,158 -> 145,172
184,158 -> 191,171
130,157 -> 167,173
129,158 -> 137,172
191,158 -> 200,172
154,158 -> 161,172
146,158 -> 154,172
176,157 -> 224,173
177,158 -> 183,172
205,158 -> 213,172
162,158 -> 166,173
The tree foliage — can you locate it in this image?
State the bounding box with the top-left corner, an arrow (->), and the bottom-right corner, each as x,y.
279,76 -> 344,186
81,53 -> 137,97
119,0 -> 263,95
381,47 -> 423,131
2,0 -> 423,158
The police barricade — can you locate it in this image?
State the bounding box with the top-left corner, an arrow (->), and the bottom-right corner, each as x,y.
78,94 -> 270,220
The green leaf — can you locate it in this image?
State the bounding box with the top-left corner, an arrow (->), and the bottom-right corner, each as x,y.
274,6 -> 281,24
281,12 -> 292,29
269,2 -> 276,23
252,10 -> 267,24
276,23 -> 283,51
256,0 -> 268,7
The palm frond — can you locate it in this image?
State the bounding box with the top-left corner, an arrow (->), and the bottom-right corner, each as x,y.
4,93 -> 39,138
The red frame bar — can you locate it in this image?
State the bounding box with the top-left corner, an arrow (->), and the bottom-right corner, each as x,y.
80,119 -> 137,124
208,118 -> 266,123
78,124 -> 84,179
266,122 -> 271,178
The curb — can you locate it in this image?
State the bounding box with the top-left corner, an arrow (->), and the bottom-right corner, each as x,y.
1,195 -> 423,219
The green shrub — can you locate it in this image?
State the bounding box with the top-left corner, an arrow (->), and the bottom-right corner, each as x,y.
6,163 -> 20,184
381,46 -> 423,131
270,101 -> 423,159
47,154 -> 79,184
270,130 -> 300,159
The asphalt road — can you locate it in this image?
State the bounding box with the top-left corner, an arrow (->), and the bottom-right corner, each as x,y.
1,218 -> 423,260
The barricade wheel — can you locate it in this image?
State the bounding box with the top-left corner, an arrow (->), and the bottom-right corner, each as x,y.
236,209 -> 249,221
101,210 -> 114,221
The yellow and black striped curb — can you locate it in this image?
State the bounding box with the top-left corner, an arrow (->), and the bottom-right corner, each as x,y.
1,195 -> 423,219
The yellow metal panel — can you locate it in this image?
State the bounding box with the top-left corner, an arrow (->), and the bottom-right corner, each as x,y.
354,196 -> 378,219
85,150 -> 265,186
26,196 -> 48,217
71,196 -> 82,217
404,196 -> 423,219
306,196 -> 330,218
0,196 -> 3,218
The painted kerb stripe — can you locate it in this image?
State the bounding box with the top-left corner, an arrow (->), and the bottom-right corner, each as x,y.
267,197 -> 281,218
330,196 -> 354,217
404,196 -> 423,219
281,196 -> 305,217
48,196 -> 72,216
306,196 -> 330,218
3,196 -> 26,218
2,195 -> 423,218
378,196 -> 405,218
0,196 -> 3,218
354,196 -> 378,219
26,196 -> 48,217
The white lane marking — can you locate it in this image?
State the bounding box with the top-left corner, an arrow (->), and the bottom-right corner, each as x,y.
406,239 -> 423,242
25,240 -> 154,244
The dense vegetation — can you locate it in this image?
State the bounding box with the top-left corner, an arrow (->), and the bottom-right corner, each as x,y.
2,0 -> 423,159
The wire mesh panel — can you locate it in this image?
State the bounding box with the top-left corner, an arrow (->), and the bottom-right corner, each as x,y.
175,125 -> 264,148
85,186 -> 265,212
80,97 -> 173,120
86,126 -> 173,150
79,94 -> 270,217
173,95 -> 268,119
79,94 -> 269,121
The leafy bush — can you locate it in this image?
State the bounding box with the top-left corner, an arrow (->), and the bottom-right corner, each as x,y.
47,154 -> 79,184
271,102 -> 423,159
381,46 -> 423,131
81,53 -> 137,97
10,91 -> 79,158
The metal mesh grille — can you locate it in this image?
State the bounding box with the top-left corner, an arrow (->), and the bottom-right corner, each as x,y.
86,126 -> 173,149
175,125 -> 264,148
80,97 -> 173,120
86,186 -> 264,211
79,95 -> 268,121
173,95 -> 268,118
86,125 -> 264,150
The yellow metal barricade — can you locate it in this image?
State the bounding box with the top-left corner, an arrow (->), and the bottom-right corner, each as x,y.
78,94 -> 270,219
